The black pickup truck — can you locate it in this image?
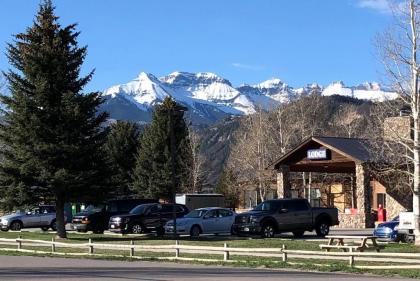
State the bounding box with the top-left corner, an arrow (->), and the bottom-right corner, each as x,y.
232,198 -> 339,238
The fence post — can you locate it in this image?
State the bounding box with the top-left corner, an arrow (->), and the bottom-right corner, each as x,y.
175,240 -> 180,258
282,244 -> 287,262
17,235 -> 21,250
51,237 -> 56,253
224,243 -> 229,261
130,240 -> 135,257
88,238 -> 93,254
349,247 -> 354,267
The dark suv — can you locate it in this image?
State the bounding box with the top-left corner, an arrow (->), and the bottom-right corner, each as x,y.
108,203 -> 189,235
72,199 -> 157,233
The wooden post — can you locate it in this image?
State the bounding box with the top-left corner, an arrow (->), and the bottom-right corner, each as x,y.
223,243 -> 229,261
88,238 -> 93,254
130,240 -> 134,257
175,240 -> 180,258
349,247 -> 354,267
282,244 -> 287,262
51,237 -> 56,253
17,235 -> 21,250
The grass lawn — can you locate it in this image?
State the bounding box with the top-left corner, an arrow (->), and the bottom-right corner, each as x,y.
0,230 -> 419,278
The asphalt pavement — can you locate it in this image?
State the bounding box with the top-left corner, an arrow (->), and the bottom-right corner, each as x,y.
0,256 -> 410,281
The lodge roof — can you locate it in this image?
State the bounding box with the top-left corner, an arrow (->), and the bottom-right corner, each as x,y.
268,136 -> 372,170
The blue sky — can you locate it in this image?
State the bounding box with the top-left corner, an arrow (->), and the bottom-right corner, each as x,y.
0,0 -> 394,92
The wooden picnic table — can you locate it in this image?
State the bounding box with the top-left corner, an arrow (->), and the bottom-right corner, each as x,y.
320,235 -> 384,252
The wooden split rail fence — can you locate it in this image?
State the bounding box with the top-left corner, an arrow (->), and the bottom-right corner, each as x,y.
0,237 -> 419,269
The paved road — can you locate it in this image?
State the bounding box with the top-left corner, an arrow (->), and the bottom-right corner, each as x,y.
0,256 -> 409,281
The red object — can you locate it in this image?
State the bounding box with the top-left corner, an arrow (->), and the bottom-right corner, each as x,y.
377,205 -> 387,222
350,208 -> 358,215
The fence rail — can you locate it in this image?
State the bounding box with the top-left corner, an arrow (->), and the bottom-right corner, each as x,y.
0,237 -> 419,269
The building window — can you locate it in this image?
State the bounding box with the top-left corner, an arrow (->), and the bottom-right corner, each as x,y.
377,193 -> 386,208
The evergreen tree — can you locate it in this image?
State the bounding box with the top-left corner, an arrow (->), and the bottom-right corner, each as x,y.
132,97 -> 192,200
0,0 -> 108,238
105,121 -> 140,197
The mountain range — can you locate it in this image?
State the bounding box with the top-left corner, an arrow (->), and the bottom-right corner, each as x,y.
101,71 -> 398,125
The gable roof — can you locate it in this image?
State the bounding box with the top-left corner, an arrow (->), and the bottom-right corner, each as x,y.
268,136 -> 372,170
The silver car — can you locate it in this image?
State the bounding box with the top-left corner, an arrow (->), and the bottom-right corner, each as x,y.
165,207 -> 236,237
0,205 -> 57,231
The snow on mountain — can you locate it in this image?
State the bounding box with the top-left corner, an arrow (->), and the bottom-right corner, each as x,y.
101,71 -> 398,125
321,81 -> 398,102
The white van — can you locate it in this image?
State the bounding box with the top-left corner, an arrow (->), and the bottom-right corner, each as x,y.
398,212 -> 415,243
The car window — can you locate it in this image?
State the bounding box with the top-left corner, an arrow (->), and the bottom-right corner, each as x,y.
204,210 -> 218,218
218,209 -> 232,217
253,201 -> 281,212
150,205 -> 161,214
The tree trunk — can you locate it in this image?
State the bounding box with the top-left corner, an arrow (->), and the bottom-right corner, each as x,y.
55,194 -> 67,239
413,116 -> 420,245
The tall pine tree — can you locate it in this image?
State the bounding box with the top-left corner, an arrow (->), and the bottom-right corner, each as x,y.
132,97 -> 192,200
0,0 -> 108,238
105,121 -> 140,197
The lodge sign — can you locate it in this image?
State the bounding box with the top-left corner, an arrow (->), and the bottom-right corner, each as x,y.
307,148 -> 329,160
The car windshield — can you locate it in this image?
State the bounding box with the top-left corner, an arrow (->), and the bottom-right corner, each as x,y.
185,209 -> 208,218
84,204 -> 104,213
129,204 -> 149,215
391,216 -> 399,222
253,201 -> 280,212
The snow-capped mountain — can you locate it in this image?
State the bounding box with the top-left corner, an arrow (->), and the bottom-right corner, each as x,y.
101,71 -> 397,125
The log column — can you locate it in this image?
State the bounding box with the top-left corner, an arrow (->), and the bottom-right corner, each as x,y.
277,165 -> 291,198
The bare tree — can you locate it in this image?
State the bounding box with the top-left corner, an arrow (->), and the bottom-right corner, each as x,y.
375,0 -> 420,244
332,104 -> 365,138
188,129 -> 206,193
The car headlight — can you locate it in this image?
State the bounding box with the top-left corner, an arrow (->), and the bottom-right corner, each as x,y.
1,219 -> 8,225
81,217 -> 90,224
113,217 -> 122,222
250,216 -> 259,223
394,225 -> 399,231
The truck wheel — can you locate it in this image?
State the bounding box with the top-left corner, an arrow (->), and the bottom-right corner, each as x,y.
402,234 -> 415,244
131,224 -> 143,234
51,220 -> 57,231
190,225 -> 201,238
293,231 -> 305,238
10,221 -> 22,231
40,226 -> 49,231
261,223 -> 275,238
315,221 -> 330,237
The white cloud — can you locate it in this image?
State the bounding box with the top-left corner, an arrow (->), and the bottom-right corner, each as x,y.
357,0 -> 392,14
231,63 -> 264,71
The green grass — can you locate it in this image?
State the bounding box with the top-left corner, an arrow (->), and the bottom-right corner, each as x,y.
0,230 -> 419,278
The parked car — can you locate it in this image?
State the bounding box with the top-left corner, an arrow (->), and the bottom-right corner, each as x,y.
232,198 -> 339,238
373,216 -> 400,242
108,203 -> 189,235
0,205 -> 58,231
72,199 -> 157,234
165,207 -> 236,237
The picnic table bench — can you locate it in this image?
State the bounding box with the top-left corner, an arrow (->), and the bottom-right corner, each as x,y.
320,235 -> 384,252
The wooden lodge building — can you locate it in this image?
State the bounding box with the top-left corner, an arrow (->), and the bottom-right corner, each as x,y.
239,136 -> 411,229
